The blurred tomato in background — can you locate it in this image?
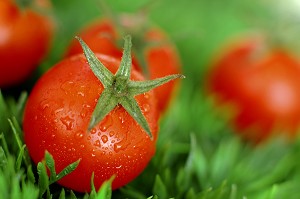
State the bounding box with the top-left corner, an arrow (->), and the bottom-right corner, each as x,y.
206,35 -> 300,143
0,0 -> 54,88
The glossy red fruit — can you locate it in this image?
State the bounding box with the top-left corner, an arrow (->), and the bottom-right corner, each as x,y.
66,17 -> 181,114
0,0 -> 53,87
207,37 -> 300,142
23,53 -> 159,192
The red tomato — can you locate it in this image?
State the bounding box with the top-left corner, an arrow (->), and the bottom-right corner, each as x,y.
66,18 -> 181,114
23,53 -> 158,192
0,0 -> 53,87
207,37 -> 300,142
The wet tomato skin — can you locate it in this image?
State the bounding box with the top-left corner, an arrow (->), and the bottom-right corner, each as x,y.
66,18 -> 181,114
23,54 -> 158,192
207,38 -> 300,142
0,0 -> 53,87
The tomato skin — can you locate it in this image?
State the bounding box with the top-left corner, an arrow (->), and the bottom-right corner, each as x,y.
207,38 -> 300,142
66,18 -> 181,113
23,54 -> 158,192
0,0 -> 53,87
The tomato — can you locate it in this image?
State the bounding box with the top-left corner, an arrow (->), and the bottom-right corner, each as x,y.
23,53 -> 159,192
207,37 -> 300,142
0,0 -> 53,87
65,17 -> 181,114
23,36 -> 182,192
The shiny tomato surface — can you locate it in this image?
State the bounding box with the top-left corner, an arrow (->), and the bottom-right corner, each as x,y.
207,38 -> 300,142
0,0 -> 53,87
23,53 -> 159,192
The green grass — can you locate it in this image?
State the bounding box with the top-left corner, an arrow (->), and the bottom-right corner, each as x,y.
2,0 -> 300,198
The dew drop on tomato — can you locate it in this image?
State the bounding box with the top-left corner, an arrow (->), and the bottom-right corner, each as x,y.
39,99 -> 50,111
143,93 -> 150,99
100,115 -> 113,131
94,140 -> 101,147
114,139 -> 129,153
101,135 -> 108,143
75,131 -> 84,139
90,128 -> 97,134
77,91 -> 85,97
60,81 -> 74,94
109,131 -> 115,137
60,116 -> 75,130
142,103 -> 150,113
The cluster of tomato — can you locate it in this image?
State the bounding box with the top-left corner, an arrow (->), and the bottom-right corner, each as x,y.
0,0 -> 182,193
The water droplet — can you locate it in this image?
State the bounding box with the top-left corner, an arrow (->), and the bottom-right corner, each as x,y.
118,113 -> 125,124
80,104 -> 91,118
91,149 -> 96,157
109,131 -> 115,137
55,108 -> 64,114
39,99 -> 49,110
94,140 -> 101,147
60,116 -> 75,130
142,103 -> 150,113
80,144 -> 85,148
114,140 -> 129,153
77,91 -> 85,97
90,128 -> 97,134
100,115 -> 113,132
87,136 -> 91,140
61,81 -> 74,93
101,135 -> 108,143
80,112 -> 86,118
144,93 -> 150,99
75,131 -> 84,139
116,165 -> 122,169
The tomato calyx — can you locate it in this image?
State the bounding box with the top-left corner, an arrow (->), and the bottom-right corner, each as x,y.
76,35 -> 185,138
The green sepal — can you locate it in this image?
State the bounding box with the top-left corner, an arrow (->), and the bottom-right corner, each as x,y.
76,36 -> 114,88
76,35 -> 185,138
88,89 -> 118,131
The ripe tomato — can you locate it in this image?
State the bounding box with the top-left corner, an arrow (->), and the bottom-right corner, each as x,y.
65,17 -> 181,114
0,0 -> 53,87
23,53 -> 159,192
207,37 -> 300,142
